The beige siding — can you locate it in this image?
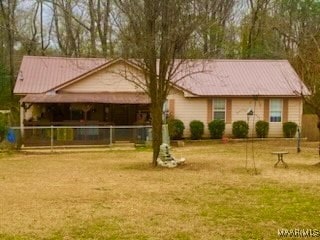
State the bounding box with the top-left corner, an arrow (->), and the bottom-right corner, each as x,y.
168,89 -> 208,137
268,123 -> 283,137
268,98 -> 303,137
288,98 -> 303,125
167,94 -> 303,138
229,98 -> 302,138
60,62 -> 145,93
228,98 -> 264,137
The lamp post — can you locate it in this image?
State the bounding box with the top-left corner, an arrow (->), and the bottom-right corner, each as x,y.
297,127 -> 301,153
162,101 -> 170,145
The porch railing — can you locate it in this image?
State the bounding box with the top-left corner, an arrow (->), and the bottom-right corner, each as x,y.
9,125 -> 152,150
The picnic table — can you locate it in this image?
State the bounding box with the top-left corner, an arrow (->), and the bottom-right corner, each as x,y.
272,151 -> 289,168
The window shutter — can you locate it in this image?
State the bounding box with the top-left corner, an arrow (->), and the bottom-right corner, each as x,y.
264,99 -> 269,121
283,99 -> 288,123
168,99 -> 175,117
207,98 -> 212,123
226,99 -> 232,124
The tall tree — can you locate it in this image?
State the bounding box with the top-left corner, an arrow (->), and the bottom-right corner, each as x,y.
117,0 -> 202,165
96,0 -> 112,57
0,0 -> 17,97
198,0 -> 236,57
240,0 -> 273,58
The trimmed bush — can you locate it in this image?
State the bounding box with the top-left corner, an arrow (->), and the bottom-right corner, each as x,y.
255,120 -> 269,138
283,121 -> 298,138
189,120 -> 204,140
208,119 -> 225,139
168,118 -> 185,140
232,120 -> 249,138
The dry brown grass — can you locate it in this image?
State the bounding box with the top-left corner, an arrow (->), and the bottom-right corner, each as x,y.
0,140 -> 319,239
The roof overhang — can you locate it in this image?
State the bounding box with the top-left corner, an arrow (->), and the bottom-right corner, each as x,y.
20,92 -> 150,104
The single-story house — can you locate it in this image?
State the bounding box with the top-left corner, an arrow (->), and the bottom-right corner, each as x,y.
14,56 -> 308,144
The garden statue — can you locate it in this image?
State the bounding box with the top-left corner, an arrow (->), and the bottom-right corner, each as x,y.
157,102 -> 185,168
157,143 -> 185,168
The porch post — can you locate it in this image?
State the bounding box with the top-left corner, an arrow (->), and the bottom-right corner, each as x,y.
51,125 -> 54,152
20,103 -> 25,138
110,125 -> 113,146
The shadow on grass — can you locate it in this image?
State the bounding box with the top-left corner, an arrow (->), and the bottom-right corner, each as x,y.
119,162 -> 204,171
119,162 -> 162,171
231,167 -> 262,175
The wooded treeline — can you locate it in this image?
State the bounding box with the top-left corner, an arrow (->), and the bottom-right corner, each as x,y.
0,0 -> 319,110
0,0 -> 319,98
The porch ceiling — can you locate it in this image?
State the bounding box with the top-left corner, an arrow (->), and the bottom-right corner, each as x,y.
20,92 -> 150,104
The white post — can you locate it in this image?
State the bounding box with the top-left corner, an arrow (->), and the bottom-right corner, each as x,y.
50,125 -> 54,152
20,104 -> 25,138
109,126 -> 113,147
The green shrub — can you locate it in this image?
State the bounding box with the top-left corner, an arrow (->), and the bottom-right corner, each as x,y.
255,120 -> 269,138
208,119 -> 225,139
232,120 -> 249,138
189,120 -> 204,140
168,118 -> 185,140
283,122 -> 298,138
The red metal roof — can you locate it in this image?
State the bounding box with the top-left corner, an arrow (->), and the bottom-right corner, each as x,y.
176,60 -> 308,96
20,92 -> 150,104
14,56 -> 308,97
14,56 -> 108,94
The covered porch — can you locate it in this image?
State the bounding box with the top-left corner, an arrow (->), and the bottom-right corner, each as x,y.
20,92 -> 151,146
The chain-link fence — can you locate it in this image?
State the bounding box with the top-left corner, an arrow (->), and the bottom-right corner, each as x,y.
8,125 -> 152,149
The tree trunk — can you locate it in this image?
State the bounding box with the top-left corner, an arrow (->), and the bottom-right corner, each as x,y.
97,0 -> 110,57
151,102 -> 163,166
88,0 -> 97,56
52,1 -> 67,55
318,115 -> 320,156
0,0 -> 17,98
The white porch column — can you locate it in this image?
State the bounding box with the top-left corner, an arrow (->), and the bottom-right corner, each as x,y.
20,103 -> 25,138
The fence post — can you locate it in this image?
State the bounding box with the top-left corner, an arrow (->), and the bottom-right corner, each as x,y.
110,126 -> 113,147
51,125 -> 54,152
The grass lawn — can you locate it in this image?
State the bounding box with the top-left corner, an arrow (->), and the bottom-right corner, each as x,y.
0,140 -> 320,239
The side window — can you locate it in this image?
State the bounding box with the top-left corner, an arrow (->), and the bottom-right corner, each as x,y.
213,99 -> 226,121
270,99 -> 282,122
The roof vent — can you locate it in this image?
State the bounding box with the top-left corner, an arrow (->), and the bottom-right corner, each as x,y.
46,91 -> 57,96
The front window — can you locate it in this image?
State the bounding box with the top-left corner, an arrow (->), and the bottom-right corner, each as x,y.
213,99 -> 226,121
270,99 -> 282,122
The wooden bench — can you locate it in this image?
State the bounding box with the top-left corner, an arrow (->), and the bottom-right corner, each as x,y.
272,151 -> 289,168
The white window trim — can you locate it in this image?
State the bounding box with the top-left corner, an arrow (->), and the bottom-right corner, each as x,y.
212,98 -> 226,121
269,99 -> 283,123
